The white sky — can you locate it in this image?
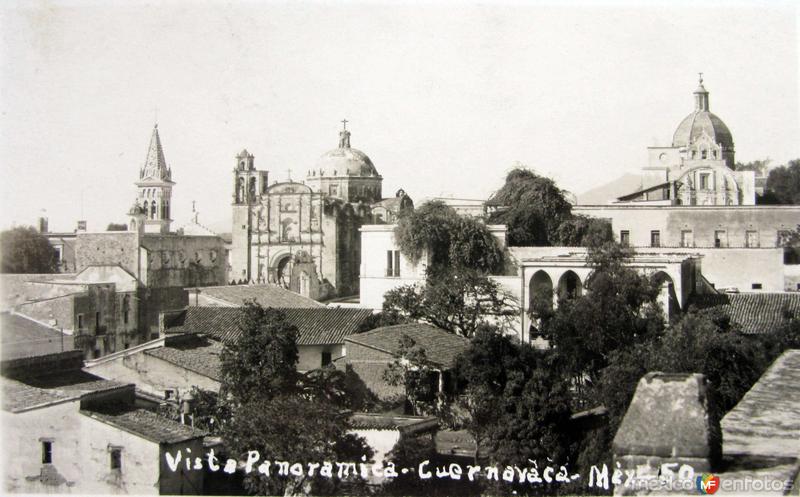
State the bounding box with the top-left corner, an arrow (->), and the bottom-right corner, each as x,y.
1,1 -> 798,233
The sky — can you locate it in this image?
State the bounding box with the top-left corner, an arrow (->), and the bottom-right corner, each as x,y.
1,0 -> 798,233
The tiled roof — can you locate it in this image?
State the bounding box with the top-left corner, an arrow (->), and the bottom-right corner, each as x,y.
2,375 -> 131,413
350,412 -> 438,433
722,350 -> 800,459
345,323 -> 470,369
168,306 -> 374,346
82,406 -> 207,444
691,292 -> 800,334
197,285 -> 323,309
145,339 -> 223,381
0,312 -> 75,361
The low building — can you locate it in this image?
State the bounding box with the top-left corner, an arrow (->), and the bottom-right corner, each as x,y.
343,323 -> 470,402
2,351 -> 206,495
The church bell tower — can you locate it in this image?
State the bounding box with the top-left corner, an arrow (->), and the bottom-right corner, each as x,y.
134,124 -> 174,234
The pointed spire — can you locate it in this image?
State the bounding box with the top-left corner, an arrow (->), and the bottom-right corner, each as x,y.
142,124 -> 170,180
338,119 -> 351,148
694,73 -> 709,112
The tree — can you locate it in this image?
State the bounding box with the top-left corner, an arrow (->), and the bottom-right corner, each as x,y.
106,222 -> 128,231
764,159 -> 800,204
455,327 -> 573,468
541,243 -> 664,388
488,166 -> 613,247
218,301 -> 373,495
382,269 -> 518,338
394,201 -> 504,274
0,226 -> 58,273
487,167 -> 573,246
218,302 -> 300,405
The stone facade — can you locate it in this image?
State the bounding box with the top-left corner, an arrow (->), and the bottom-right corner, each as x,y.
230,125 -> 413,300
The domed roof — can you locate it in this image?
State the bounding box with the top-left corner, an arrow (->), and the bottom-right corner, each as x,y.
672,78 -> 734,150
313,128 -> 380,178
672,111 -> 734,149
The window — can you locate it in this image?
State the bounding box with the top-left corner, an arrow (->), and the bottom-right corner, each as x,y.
329,185 -> 338,197
699,173 -> 710,190
41,441 -> 52,464
680,230 -> 694,248
620,230 -> 630,247
321,351 -> 332,367
751,283 -> 762,290
701,149 -> 707,159
110,448 -> 122,470
650,230 -> 661,248
386,250 -> 400,277
714,230 -> 727,248
745,230 -> 759,248
93,348 -> 100,359
95,311 -> 104,335
164,389 -> 175,400
77,314 -> 84,330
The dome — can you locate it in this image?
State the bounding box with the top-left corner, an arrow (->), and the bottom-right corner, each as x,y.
314,129 -> 380,178
672,78 -> 734,150
672,111 -> 734,149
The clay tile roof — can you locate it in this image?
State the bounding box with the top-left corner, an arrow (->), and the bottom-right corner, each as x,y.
345,323 -> 470,369
350,412 -> 438,433
1,375 -> 131,413
0,312 -> 76,361
145,339 -> 223,381
169,306 -> 374,346
81,406 -> 207,444
691,292 -> 800,334
198,285 -> 323,309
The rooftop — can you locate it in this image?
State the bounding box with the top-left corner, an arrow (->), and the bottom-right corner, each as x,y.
722,349 -> 800,459
2,374 -> 131,413
82,405 -> 207,444
167,306 -> 374,346
145,337 -> 223,381
0,312 -> 75,361
345,323 -> 470,369
691,292 -> 800,334
191,284 -> 323,309
350,412 -> 438,434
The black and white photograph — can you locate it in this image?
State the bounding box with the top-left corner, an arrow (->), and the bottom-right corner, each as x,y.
1,1 -> 799,495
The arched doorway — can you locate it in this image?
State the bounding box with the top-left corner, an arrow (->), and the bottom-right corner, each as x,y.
274,255 -> 292,289
529,271 -> 554,313
651,271 -> 678,319
557,270 -> 583,301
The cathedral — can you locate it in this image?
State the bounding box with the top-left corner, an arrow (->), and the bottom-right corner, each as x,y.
616,75 -> 756,205
229,123 -> 413,300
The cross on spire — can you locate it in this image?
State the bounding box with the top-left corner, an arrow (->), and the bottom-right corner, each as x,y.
287,168 -> 292,181
341,118 -> 348,131
698,72 -> 703,84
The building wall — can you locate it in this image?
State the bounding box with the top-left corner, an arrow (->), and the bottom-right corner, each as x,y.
2,401 -> 161,495
140,235 -> 226,288
139,287 -> 189,339
297,344 -> 345,372
86,347 -> 220,399
75,232 -> 141,278
573,205 -> 800,248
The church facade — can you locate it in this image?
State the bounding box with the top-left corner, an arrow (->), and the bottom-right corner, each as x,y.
230,125 -> 413,300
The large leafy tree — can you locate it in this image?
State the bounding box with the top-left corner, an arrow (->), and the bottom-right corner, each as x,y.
541,243 -> 664,387
0,226 -> 58,274
488,166 -> 612,246
218,302 -> 372,495
455,327 -> 573,468
382,269 -> 518,338
763,159 -> 800,204
393,200 -> 503,274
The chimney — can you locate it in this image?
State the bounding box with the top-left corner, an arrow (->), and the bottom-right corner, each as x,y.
76,220 -> 87,233
38,217 -> 49,233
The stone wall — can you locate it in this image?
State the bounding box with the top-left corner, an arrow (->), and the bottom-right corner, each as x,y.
75,232 -> 140,277
140,235 -> 226,288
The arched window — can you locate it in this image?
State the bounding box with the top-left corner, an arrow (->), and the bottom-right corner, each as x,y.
151,201 -> 157,219
165,201 -> 170,219
557,271 -> 583,301
529,271 -> 554,313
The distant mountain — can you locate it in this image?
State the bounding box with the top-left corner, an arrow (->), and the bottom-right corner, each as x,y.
577,173 -> 642,205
